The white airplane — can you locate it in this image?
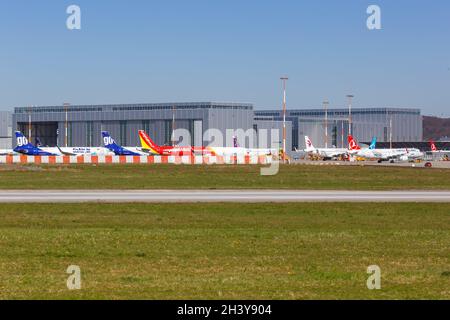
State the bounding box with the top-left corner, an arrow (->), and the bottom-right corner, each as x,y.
302,136 -> 350,160
348,135 -> 424,163
139,131 -> 276,157
228,136 -> 276,156
430,140 -> 450,154
429,140 -> 450,160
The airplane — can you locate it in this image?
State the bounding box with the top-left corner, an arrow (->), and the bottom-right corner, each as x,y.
101,131 -> 147,156
348,135 -> 424,163
229,136 -> 277,157
14,131 -> 116,156
139,130 -> 275,157
302,135 -> 361,160
429,140 -> 450,153
138,130 -> 201,156
429,140 -> 450,160
13,131 -> 58,156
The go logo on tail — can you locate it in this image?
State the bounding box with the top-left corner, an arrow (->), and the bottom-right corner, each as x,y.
17,136 -> 29,147
103,136 -> 114,146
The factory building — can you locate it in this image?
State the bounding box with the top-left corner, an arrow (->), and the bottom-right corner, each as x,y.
12,103 -> 422,153
13,103 -> 255,149
255,108 -> 423,150
0,111 -> 12,149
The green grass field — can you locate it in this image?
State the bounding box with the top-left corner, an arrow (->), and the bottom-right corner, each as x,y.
0,164 -> 449,190
0,203 -> 449,299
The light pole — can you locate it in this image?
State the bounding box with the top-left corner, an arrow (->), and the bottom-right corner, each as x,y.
389,113 -> 393,149
280,77 -> 288,161
347,95 -> 354,136
28,106 -> 32,143
64,102 -> 70,147
172,105 -> 176,146
323,100 -> 329,148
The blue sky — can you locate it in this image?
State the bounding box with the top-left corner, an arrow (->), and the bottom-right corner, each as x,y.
0,0 -> 449,116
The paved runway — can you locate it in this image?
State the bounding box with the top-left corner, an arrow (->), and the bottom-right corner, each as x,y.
0,190 -> 449,203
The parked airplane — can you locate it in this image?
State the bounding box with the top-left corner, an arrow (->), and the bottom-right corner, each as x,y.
14,131 -> 115,156
348,135 -> 423,162
429,140 -> 450,153
302,136 -> 357,160
229,136 -> 277,157
429,140 -> 450,159
138,130 -> 201,156
101,131 -> 146,156
138,131 -> 274,157
13,131 -> 58,156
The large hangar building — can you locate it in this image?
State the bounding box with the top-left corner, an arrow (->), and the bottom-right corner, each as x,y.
12,103 -> 422,153
255,107 -> 423,150
13,102 -> 255,149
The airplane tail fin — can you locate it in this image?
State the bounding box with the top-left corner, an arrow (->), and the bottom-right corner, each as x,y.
430,139 -> 438,152
101,131 -> 121,151
348,135 -> 361,150
15,131 -> 34,149
14,131 -> 55,155
369,136 -> 377,150
138,130 -> 162,154
102,131 -> 141,156
304,136 -> 315,151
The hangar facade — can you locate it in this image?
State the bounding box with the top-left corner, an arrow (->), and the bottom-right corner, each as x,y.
12,103 -> 422,153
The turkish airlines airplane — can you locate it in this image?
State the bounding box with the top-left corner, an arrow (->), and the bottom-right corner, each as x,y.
348,135 -> 424,162
429,140 -> 450,153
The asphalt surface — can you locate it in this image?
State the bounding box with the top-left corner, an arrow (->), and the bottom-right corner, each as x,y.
0,190 -> 449,203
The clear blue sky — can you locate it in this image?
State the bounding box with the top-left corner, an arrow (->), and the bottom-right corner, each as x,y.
1,0 -> 449,116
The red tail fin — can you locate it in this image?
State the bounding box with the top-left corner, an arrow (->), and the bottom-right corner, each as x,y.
348,135 -> 361,150
138,130 -> 162,154
430,140 -> 438,152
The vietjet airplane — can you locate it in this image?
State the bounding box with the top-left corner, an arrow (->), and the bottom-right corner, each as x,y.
101,131 -> 147,156
348,135 -> 423,162
138,130 -> 271,157
138,130 -> 206,156
302,136 -> 356,159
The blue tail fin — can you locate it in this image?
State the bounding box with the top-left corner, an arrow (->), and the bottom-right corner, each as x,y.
14,131 -> 56,156
369,137 -> 377,150
15,131 -> 34,149
102,131 -> 140,156
102,131 -> 120,150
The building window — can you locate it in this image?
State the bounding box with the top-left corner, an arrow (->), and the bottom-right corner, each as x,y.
86,122 -> 94,147
142,120 -> 151,134
120,121 -> 127,146
164,120 -> 173,146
